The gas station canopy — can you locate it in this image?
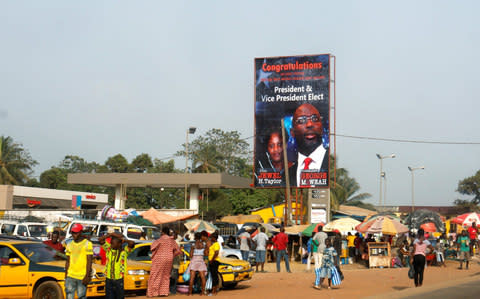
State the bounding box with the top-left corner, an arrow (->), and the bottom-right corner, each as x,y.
67,173 -> 251,189
67,173 -> 252,212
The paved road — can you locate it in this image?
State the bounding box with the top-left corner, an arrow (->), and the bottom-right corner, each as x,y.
400,279 -> 480,299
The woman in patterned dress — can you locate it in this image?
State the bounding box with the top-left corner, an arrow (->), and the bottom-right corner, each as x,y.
319,238 -> 338,289
147,226 -> 181,297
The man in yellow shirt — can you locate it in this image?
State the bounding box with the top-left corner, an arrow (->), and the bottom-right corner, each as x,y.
207,232 -> 220,295
65,224 -> 93,299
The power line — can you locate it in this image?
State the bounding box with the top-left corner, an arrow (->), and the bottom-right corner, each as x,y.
333,133 -> 480,145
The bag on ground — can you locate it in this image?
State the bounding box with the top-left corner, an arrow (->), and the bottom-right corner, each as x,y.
330,266 -> 342,286
205,271 -> 212,290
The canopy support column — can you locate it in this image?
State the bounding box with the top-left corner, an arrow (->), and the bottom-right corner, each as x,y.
189,185 -> 200,214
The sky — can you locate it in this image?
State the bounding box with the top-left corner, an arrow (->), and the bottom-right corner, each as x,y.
1,1 -> 479,207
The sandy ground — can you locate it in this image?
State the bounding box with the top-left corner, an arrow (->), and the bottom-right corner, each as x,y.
131,257 -> 480,299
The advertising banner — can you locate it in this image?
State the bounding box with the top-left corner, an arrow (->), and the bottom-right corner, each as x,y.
254,54 -> 330,188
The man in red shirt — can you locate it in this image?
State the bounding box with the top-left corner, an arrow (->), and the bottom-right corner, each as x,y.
467,222 -> 478,255
43,231 -> 65,253
272,227 -> 291,273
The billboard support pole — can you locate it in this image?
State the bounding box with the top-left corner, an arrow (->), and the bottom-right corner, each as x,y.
281,118 -> 292,226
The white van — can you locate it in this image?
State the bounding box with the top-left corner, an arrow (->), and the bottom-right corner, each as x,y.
65,220 -> 160,241
0,221 -> 48,241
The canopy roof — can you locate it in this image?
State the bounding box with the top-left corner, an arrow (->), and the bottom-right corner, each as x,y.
140,208 -> 195,225
68,173 -> 252,189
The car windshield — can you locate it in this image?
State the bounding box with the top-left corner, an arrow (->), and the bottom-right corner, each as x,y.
144,227 -> 161,240
28,225 -> 47,237
14,243 -> 65,263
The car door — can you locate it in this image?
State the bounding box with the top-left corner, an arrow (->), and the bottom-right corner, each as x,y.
0,245 -> 29,298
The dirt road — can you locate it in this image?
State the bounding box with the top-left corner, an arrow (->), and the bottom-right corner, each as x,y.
132,258 -> 480,299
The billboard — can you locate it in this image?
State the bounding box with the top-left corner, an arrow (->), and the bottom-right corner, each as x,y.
254,54 -> 330,188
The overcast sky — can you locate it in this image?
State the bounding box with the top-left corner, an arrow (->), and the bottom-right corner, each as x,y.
1,1 -> 479,207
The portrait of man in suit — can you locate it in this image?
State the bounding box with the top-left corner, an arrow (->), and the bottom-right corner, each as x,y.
288,103 -> 328,187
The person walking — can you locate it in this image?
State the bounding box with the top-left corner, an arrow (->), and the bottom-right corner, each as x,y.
187,232 -> 208,295
272,227 -> 291,273
411,229 -> 434,287
207,232 -> 221,295
64,224 -> 93,299
312,226 -> 327,289
147,226 -> 181,297
253,227 -> 269,272
98,232 -> 135,299
238,229 -> 252,261
317,238 -> 338,290
457,230 -> 470,270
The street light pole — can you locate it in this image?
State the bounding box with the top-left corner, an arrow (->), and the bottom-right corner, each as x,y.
376,153 -> 396,209
184,127 -> 196,209
382,171 -> 387,208
408,166 -> 425,212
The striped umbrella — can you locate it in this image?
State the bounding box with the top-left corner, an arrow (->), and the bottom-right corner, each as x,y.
356,215 -> 409,235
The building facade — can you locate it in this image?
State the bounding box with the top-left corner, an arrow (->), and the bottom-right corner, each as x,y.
0,185 -> 108,210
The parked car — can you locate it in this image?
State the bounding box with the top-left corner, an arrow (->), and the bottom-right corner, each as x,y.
65,220 -> 160,241
0,221 -> 48,241
129,242 -> 253,289
0,238 -> 105,298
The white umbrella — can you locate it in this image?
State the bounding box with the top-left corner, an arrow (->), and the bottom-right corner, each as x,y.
323,217 -> 361,232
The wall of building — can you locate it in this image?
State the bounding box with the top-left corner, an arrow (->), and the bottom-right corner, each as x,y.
0,185 -> 13,210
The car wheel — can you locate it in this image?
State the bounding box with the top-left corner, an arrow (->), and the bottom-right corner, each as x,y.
226,255 -> 238,259
34,281 -> 64,299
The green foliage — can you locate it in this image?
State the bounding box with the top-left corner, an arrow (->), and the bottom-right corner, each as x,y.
0,136 -> 38,185
456,170 -> 480,205
40,167 -> 68,189
177,129 -> 250,176
105,154 -> 129,173
131,153 -> 153,173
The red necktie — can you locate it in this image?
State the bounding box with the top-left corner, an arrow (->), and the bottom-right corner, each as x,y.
303,157 -> 313,170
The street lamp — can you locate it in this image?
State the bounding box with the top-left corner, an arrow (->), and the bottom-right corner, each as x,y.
408,166 -> 425,212
376,153 -> 395,208
381,171 -> 387,209
185,127 -> 197,209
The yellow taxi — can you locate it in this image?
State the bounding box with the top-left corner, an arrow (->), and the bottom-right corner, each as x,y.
128,242 -> 253,289
0,238 -> 105,299
124,259 -> 150,292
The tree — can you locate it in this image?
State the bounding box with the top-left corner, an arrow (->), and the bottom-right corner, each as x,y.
150,159 -> 177,173
455,170 -> 480,208
131,153 -> 153,173
105,154 -> 129,173
0,136 -> 37,185
40,167 -> 68,189
59,155 -> 99,173
177,129 -> 250,176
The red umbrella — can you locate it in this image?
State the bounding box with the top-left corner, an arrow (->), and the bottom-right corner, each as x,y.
420,222 -> 437,233
451,212 -> 480,227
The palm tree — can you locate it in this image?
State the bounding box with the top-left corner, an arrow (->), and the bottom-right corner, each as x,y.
192,144 -> 223,173
0,136 -> 37,185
